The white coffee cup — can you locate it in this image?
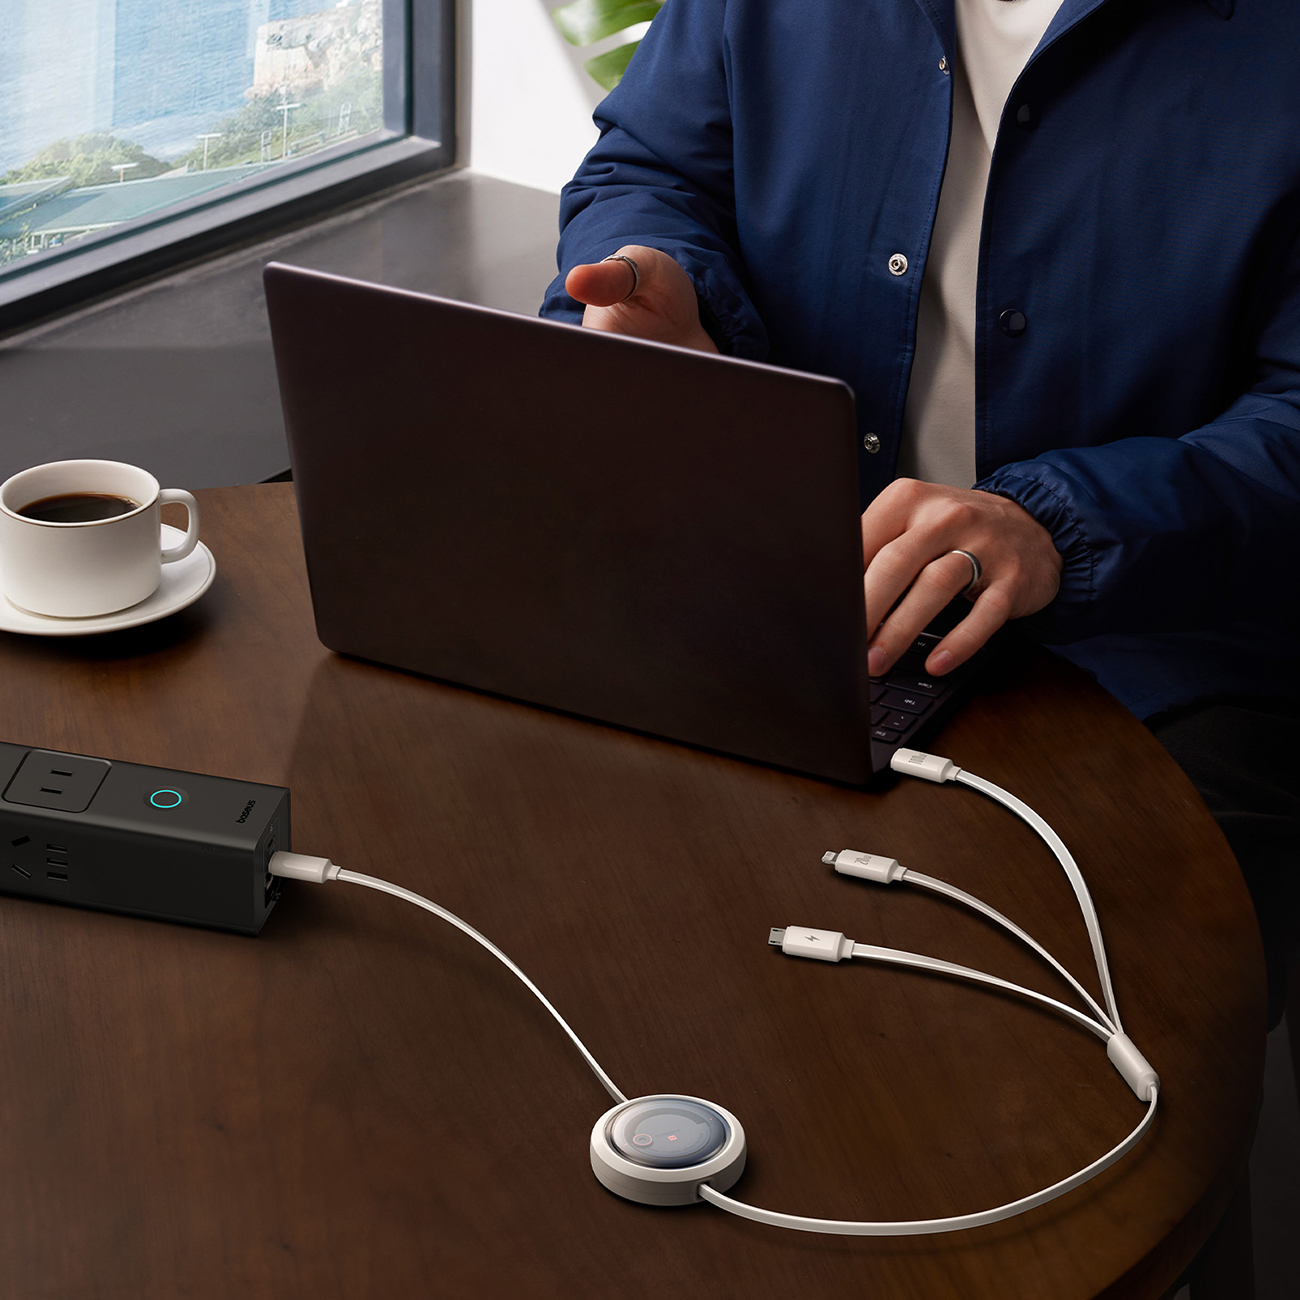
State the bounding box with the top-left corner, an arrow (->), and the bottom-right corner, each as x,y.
0,460 -> 200,618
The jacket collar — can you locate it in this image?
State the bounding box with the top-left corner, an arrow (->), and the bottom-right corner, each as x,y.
1043,0 -> 1236,40
911,0 -> 956,65
1037,0 -> 1235,64
913,0 -> 1232,59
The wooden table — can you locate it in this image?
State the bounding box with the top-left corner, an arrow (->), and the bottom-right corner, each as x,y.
0,484 -> 1265,1298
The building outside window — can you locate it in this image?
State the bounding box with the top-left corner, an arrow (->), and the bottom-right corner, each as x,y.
0,0 -> 450,328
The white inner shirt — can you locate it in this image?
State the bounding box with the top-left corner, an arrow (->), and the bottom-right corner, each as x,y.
897,0 -> 1064,488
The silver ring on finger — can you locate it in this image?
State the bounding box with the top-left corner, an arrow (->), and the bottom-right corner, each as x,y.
949,549 -> 982,596
600,253 -> 640,300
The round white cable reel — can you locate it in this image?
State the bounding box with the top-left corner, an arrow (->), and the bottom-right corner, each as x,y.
590,1095 -> 746,1206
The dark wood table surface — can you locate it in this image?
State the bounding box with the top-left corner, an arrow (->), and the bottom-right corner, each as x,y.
0,484 -> 1266,1298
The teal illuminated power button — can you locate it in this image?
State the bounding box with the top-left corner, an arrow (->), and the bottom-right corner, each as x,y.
147,788 -> 185,809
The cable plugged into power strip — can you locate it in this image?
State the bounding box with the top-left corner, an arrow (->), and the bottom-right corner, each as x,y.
0,738 -> 1158,1238
269,747 -> 1160,1237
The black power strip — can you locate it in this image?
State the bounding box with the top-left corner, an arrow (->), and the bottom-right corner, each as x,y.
0,743 -> 290,935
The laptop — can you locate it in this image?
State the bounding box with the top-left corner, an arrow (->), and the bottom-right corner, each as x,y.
263,262 -> 977,786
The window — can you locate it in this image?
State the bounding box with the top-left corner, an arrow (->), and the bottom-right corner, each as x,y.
0,0 -> 452,330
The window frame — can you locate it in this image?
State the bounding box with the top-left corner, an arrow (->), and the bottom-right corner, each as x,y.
0,0 -> 455,335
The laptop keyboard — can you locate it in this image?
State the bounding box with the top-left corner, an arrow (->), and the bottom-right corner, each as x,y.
868,631 -> 955,750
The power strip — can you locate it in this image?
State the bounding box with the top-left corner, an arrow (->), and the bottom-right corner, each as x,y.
0,742 -> 289,935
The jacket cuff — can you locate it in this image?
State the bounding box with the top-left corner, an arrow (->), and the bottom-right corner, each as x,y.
539,244 -> 769,360
677,252 -> 769,359
975,469 -> 1097,643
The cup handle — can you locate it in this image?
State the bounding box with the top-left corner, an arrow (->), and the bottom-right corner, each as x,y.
158,489 -> 200,563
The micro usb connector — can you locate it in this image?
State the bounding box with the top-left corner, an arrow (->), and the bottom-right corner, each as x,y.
768,926 -> 854,962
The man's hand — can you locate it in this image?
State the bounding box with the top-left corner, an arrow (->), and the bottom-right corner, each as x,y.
863,479 -> 1063,678
565,246 -> 718,353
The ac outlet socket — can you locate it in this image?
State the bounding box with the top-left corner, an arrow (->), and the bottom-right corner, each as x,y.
4,751 -> 111,813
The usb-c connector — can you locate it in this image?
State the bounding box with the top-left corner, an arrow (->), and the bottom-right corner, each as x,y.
891,748 -> 960,782
825,849 -> 905,884
268,850 -> 340,883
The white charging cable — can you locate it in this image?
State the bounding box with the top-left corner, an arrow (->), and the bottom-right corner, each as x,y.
766,924 -> 1113,1039
698,1092 -> 1158,1234
699,748 -> 1158,1235
832,850 -> 1116,1033
269,852 -> 627,1106
269,745 -> 1158,1237
892,748 -> 1123,1032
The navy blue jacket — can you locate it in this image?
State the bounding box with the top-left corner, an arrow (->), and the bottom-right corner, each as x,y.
541,0 -> 1300,718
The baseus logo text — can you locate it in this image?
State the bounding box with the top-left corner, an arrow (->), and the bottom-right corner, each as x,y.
236,800 -> 257,823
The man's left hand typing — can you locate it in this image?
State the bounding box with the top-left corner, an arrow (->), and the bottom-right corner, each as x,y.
862,479 -> 1063,678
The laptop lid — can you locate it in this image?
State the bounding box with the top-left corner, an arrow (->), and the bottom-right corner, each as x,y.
264,262 -> 874,784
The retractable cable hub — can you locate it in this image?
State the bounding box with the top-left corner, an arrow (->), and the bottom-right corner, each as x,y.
269,747 -> 1160,1237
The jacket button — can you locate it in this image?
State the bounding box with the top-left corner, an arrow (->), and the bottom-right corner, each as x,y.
863,432 -> 881,454
998,309 -> 1027,337
939,56 -> 949,74
1015,103 -> 1038,129
888,253 -> 908,276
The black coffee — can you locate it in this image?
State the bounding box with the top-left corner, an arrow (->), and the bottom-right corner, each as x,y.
17,492 -> 141,523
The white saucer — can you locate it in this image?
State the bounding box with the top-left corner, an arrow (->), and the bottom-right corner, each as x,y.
0,525 -> 216,637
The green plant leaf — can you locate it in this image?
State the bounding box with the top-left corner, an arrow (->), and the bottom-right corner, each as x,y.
554,0 -> 661,48
583,41 -> 640,91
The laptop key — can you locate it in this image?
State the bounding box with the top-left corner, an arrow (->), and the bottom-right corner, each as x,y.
870,726 -> 902,744
882,711 -> 914,732
887,673 -> 942,697
880,688 -> 931,715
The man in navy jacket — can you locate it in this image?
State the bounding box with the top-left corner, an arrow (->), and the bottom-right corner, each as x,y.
542,0 -> 1299,1015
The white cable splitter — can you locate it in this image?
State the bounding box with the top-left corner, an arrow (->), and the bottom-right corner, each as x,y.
272,747 -> 1159,1237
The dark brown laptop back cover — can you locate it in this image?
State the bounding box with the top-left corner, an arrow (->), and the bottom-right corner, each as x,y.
264,263 -> 873,784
